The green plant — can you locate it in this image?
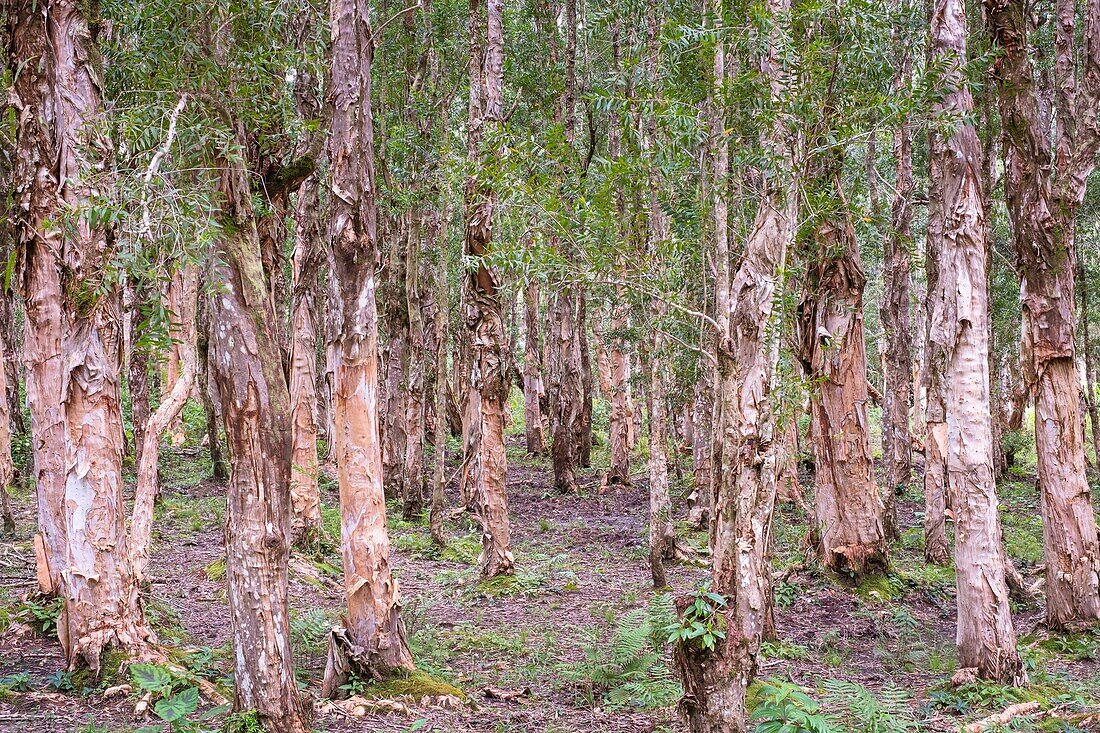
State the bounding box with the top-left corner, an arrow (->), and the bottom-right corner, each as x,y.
12,595 -> 63,635
822,679 -> 918,733
289,609 -> 332,653
129,663 -> 210,732
47,669 -> 74,691
667,583 -> 727,653
559,595 -> 681,710
750,679 -> 834,733
0,671 -> 32,692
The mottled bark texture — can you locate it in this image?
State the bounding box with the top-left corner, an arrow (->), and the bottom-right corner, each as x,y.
931,0 -> 1026,683
7,0 -> 155,673
523,281 -> 546,456
207,133 -> 307,730
985,0 -> 1100,627
675,0 -> 793,728
289,171 -> 324,545
462,0 -> 514,579
796,186 -> 888,579
324,0 -> 415,690
880,50 -> 914,537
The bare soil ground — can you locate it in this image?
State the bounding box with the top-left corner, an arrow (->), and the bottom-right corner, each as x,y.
1,433 -> 1098,733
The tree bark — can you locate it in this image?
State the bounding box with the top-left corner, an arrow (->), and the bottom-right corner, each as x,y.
403,209 -> 428,520
1079,253 -> 1100,468
0,322 -> 14,534
880,47 -> 914,538
130,268 -> 198,587
289,171 -> 324,545
324,0 -> 415,688
462,0 -> 514,579
643,338 -> 675,589
931,0 -> 1026,683
674,0 -> 793,728
796,189 -> 888,579
984,0 -> 1100,628
923,76 -> 952,566
8,0 -> 155,672
523,281 -> 546,456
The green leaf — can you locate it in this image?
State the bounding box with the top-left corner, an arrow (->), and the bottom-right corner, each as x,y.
130,663 -> 174,695
154,687 -> 198,723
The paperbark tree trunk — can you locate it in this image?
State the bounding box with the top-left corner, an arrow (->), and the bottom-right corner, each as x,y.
289,171 -> 324,545
674,0 -> 793,728
577,292 -> 593,467
689,366 -> 714,525
429,247 -> 451,546
206,137 -> 307,729
643,338 -> 675,589
324,0 -> 415,687
127,282 -> 153,476
403,209 -> 428,520
796,189 -> 888,579
985,0 -> 1100,628
1079,254 -> 1100,467
547,0 -> 584,494
930,0 -> 1026,683
130,267 -> 198,589
0,326 -> 14,534
164,273 -> 187,447
923,115 -> 952,567
196,294 -> 228,483
523,281 -> 546,456
8,0 -> 156,673
382,230 -> 409,501
880,51 -> 914,537
462,0 -> 514,579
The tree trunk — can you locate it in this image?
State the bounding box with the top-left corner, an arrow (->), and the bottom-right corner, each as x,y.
403,210 -> 428,520
164,272 -> 187,447
689,366 -> 713,525
429,244 -> 451,547
577,291 -> 593,467
880,50 -> 914,538
674,0 -> 793,728
324,0 -> 415,688
462,0 -> 514,579
289,171 -> 324,545
127,283 -> 153,476
930,0 -> 1026,683
922,78 -> 951,566
195,289 -> 228,483
130,268 -> 198,587
523,281 -> 546,456
8,0 -> 155,672
643,338 -> 675,589
985,0 -> 1100,628
0,324 -> 14,534
1079,254 -> 1100,467
796,194 -> 888,579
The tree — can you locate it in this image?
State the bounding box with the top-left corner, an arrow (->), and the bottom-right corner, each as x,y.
984,0 -> 1100,628
675,0 -> 796,727
929,0 -> 1026,683
461,0 -> 515,579
7,0 -> 155,672
323,0 -> 416,689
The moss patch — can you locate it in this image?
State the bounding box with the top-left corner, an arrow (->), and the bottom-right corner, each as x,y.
71,647 -> 127,692
363,669 -> 466,702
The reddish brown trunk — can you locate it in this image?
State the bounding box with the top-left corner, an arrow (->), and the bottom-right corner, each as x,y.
674,0 -> 793,728
462,0 -> 514,578
796,197 -> 888,578
289,172 -> 324,544
523,281 -> 546,456
881,50 -> 914,535
324,0 -> 415,687
985,0 -> 1100,627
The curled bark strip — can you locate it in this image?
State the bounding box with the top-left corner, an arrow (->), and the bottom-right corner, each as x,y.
963,702 -> 1041,732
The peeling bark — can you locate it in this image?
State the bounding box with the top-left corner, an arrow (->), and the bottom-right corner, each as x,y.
325,0 -> 415,685
931,0 -> 1026,683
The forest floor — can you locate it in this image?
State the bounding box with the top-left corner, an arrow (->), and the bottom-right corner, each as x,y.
2,408 -> 1100,733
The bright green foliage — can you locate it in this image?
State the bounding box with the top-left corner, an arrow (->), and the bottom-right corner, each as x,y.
560,594 -> 681,710
750,680 -> 834,733
667,583 -> 727,652
821,679 -> 918,733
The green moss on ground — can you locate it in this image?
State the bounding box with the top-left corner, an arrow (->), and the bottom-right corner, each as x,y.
363,669 -> 467,702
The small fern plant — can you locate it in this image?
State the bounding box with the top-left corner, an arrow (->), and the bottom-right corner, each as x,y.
821,679 -> 918,733
559,594 -> 682,711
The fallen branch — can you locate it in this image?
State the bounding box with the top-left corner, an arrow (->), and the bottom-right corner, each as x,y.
963,701 -> 1041,732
